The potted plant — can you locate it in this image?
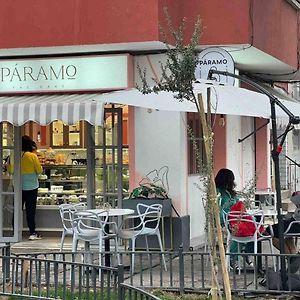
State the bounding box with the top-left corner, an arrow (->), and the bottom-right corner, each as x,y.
129,183 -> 168,199
123,184 -> 172,216
122,167 -> 172,216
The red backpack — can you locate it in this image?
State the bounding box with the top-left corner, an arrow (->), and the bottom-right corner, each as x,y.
228,201 -> 263,237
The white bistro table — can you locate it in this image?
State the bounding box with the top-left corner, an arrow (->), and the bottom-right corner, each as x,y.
255,190 -> 276,208
247,208 -> 278,218
85,208 -> 134,217
83,208 -> 135,266
247,208 -> 288,221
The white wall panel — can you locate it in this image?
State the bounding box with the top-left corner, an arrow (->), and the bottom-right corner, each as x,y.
187,175 -> 206,246
134,108 -> 187,214
226,115 -> 243,189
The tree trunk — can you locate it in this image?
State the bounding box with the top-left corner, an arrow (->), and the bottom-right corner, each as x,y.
197,93 -> 232,300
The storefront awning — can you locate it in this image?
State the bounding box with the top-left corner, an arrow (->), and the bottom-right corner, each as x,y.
0,94 -> 104,126
1,83 -> 299,126
98,82 -> 300,119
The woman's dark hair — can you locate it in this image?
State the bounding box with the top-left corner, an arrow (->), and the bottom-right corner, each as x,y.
215,168 -> 236,196
32,141 -> 37,150
22,135 -> 34,152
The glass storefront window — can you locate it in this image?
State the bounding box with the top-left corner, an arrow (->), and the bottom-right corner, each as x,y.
1,123 -> 20,242
69,123 -> 80,146
2,149 -> 14,191
2,194 -> 14,237
51,121 -> 82,147
2,122 -> 14,147
95,115 -> 118,146
95,148 -> 129,194
52,121 -> 64,146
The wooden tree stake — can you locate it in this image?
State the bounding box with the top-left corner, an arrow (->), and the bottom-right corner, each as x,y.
197,93 -> 232,300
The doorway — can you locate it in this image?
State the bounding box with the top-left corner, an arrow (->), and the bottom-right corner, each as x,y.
0,123 -> 22,242
0,105 -> 127,238
88,106 -> 127,209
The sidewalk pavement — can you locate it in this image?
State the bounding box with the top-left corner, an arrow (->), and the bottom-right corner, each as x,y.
11,236 -> 75,254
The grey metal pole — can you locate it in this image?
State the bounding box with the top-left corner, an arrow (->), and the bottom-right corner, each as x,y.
269,99 -> 287,283
117,264 -> 124,300
178,246 -> 184,295
86,122 -> 95,210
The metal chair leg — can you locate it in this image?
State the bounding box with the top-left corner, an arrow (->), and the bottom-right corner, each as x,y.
59,231 -> 65,252
157,231 -> 167,271
131,238 -> 136,274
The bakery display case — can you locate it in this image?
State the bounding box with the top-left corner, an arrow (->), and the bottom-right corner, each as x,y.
38,165 -> 87,206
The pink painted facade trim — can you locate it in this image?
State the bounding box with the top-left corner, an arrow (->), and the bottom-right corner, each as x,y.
127,55 -> 134,88
128,106 -> 136,191
213,115 -> 227,175
255,118 -> 269,190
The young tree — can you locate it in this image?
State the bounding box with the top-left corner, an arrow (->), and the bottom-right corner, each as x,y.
137,9 -> 232,300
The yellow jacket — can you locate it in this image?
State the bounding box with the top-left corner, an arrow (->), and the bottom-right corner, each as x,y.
8,152 -> 43,190
21,151 -> 42,190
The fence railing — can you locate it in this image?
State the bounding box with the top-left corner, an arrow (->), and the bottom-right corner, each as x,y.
4,249 -> 300,298
0,251 -> 164,300
1,255 -> 119,299
120,283 -> 161,300
286,155 -> 300,191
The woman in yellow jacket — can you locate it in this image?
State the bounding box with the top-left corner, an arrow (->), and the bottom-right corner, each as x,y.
22,136 -> 43,240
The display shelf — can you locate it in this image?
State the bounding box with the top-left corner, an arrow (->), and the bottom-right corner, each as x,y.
41,164 -> 87,169
38,190 -> 85,195
40,179 -> 87,183
36,205 -> 59,210
38,164 -> 87,206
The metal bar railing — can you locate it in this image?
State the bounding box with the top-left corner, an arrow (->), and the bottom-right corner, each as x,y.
285,155 -> 300,191
120,282 -> 161,300
1,249 -> 300,298
0,253 -> 119,299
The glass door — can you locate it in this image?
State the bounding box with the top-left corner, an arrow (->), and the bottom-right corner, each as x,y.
0,122 -> 22,242
86,106 -> 127,209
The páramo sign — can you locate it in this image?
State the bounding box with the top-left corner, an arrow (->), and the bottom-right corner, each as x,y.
195,47 -> 235,86
0,64 -> 77,82
0,54 -> 130,93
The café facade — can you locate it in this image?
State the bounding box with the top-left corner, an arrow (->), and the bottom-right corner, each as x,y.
0,52 -> 298,249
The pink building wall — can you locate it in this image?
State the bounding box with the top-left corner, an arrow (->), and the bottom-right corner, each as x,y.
252,0 -> 298,68
0,0 -> 297,69
213,115 -> 227,174
255,118 -> 270,190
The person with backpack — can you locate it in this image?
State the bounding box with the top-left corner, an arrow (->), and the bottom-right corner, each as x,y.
215,168 -> 254,270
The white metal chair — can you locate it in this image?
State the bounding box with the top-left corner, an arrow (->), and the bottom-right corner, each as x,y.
224,210 -> 276,273
283,218 -> 300,246
285,195 -> 300,246
118,203 -> 167,273
58,203 -> 87,251
72,210 -> 120,267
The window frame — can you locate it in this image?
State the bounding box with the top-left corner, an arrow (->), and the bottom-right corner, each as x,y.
187,112 -> 205,175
